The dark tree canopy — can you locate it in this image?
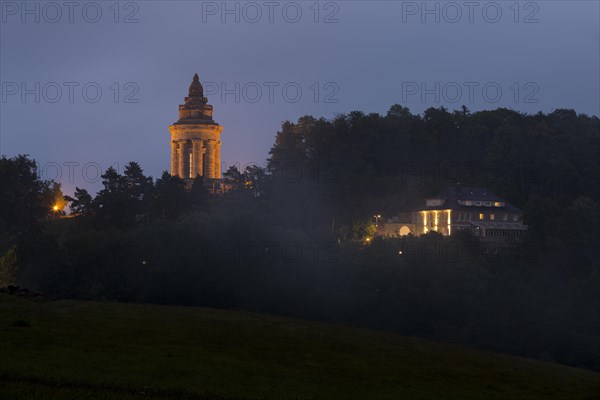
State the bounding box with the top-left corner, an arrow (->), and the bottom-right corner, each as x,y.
2,106 -> 599,372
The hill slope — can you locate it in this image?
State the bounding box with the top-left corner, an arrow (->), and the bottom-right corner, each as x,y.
1,294 -> 598,400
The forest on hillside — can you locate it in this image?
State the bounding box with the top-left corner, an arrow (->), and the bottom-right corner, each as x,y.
1,106 -> 599,371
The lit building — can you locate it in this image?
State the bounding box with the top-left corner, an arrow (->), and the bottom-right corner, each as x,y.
380,186 -> 527,242
169,73 -> 223,180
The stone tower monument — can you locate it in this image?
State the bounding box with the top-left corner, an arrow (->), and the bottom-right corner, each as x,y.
169,73 -> 223,179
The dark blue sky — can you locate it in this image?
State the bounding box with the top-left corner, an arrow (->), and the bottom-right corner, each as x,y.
1,1 -> 599,195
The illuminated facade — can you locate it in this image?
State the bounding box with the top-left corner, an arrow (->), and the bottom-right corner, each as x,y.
380,187 -> 527,242
169,73 -> 223,179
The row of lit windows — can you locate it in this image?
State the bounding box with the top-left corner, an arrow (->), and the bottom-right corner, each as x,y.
457,200 -> 505,207
456,212 -> 519,221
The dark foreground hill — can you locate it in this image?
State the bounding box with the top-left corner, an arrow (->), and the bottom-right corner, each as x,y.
1,294 -> 598,400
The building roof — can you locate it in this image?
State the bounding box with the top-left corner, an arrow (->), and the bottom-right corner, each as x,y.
419,186 -> 522,213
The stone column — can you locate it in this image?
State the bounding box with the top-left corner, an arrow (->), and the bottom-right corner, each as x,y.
202,147 -> 207,176
204,140 -> 215,179
185,141 -> 193,178
171,141 -> 178,176
214,141 -> 221,178
192,140 -> 204,178
178,141 -> 189,178
189,141 -> 196,178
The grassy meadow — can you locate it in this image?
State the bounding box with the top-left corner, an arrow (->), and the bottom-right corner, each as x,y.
1,294 -> 598,400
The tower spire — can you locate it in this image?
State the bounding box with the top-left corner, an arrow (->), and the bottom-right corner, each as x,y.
188,73 -> 203,97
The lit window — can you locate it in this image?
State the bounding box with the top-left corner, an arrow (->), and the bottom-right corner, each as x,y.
494,202 -> 503,207
479,213 -> 484,220
490,214 -> 495,220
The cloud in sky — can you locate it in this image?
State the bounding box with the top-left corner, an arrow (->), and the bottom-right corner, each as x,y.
1,1 -> 598,195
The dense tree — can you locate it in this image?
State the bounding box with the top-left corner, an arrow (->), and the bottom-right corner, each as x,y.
51,182 -> 66,212
0,246 -> 18,286
94,167 -> 132,226
262,106 -> 599,240
124,162 -> 153,200
151,171 -> 188,221
3,106 -> 599,372
223,165 -> 243,186
0,155 -> 54,238
124,162 -> 154,221
64,187 -> 94,216
0,155 -> 58,288
189,174 -> 209,212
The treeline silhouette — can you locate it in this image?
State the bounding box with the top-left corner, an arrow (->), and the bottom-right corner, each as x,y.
1,106 -> 598,371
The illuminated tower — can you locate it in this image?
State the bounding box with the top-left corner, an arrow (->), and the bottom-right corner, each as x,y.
169,73 -> 223,179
